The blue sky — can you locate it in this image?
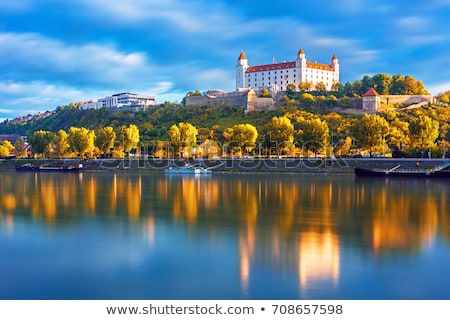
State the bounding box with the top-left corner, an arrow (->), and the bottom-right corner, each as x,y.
1,0 -> 450,121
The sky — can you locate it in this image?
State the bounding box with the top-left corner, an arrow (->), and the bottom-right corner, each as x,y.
1,0 -> 450,121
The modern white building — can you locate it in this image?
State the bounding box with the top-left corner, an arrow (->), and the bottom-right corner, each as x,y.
80,92 -> 156,111
236,49 -> 339,93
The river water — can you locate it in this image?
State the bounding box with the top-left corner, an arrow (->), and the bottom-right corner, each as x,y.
0,171 -> 449,299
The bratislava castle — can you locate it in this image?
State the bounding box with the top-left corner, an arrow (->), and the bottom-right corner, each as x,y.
236,48 -> 339,92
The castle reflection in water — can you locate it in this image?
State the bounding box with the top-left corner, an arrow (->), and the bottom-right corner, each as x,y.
1,172 -> 449,294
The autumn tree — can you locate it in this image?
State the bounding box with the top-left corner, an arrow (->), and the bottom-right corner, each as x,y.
296,117 -> 330,157
224,124 -> 258,156
68,126 -> 96,159
96,126 -> 116,156
264,116 -> 294,155
0,140 -> 15,158
29,130 -> 54,158
409,115 -> 439,152
352,114 -> 389,156
167,122 -> 198,158
118,124 -> 140,155
259,88 -> 272,98
52,129 -> 69,158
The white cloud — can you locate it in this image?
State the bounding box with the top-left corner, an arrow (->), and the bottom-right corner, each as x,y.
0,32 -> 154,87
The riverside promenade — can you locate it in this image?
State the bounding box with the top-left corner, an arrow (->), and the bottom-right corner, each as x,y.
6,157 -> 449,174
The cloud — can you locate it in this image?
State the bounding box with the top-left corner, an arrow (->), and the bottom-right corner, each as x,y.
0,32 -> 155,87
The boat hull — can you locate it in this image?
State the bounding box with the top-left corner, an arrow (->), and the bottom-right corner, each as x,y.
16,163 -> 83,172
164,167 -> 211,174
354,167 -> 450,178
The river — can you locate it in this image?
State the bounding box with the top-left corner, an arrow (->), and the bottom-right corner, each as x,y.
0,171 -> 449,299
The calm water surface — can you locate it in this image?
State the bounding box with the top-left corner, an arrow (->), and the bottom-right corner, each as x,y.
0,171 -> 449,299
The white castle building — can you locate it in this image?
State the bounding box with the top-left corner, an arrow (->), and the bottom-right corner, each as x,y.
236,49 -> 339,92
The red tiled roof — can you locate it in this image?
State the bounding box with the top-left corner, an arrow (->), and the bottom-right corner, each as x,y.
332,54 -> 338,60
298,48 -> 305,55
362,88 -> 379,96
245,60 -> 334,73
246,61 -> 296,73
306,61 -> 333,71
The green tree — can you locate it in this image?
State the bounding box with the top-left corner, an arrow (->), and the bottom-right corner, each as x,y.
297,117 -> 330,157
224,124 -> 258,156
68,126 -> 96,159
409,115 -> 439,151
118,124 -> 140,155
96,126 -> 116,156
29,130 -> 54,158
353,114 -> 389,156
167,122 -> 198,158
372,74 -> 392,95
265,116 -> 294,155
389,74 -> 405,94
14,137 -> 28,158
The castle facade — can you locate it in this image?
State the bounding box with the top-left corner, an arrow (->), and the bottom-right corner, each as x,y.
236,49 -> 339,92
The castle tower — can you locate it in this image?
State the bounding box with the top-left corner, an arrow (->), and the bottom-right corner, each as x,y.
296,48 -> 307,84
331,54 -> 339,84
236,51 -> 248,90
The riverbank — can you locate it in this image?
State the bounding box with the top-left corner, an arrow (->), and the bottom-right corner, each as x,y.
2,158 -> 449,173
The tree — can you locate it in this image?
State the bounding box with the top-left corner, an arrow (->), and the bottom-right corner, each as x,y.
265,116 -> 294,155
96,126 -> 116,156
224,124 -> 258,156
286,83 -> 297,94
353,114 -> 389,156
14,137 -> 28,158
351,80 -> 363,96
438,90 -> 450,104
167,122 -> 198,158
372,74 -> 392,95
409,115 -> 439,151
315,82 -> 327,92
259,88 -> 272,98
118,124 -> 140,155
68,126 -> 96,159
29,130 -> 54,158
389,74 -> 405,94
299,81 -> 313,91
361,75 -> 373,94
296,117 -> 330,157
0,140 -> 15,158
52,129 -> 69,158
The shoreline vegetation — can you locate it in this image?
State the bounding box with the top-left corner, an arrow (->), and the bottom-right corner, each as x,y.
0,75 -> 449,162
2,158 -> 449,174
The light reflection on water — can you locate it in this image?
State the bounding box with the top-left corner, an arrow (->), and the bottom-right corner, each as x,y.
0,171 -> 449,299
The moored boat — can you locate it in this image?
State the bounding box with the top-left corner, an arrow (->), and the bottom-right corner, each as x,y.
16,163 -> 83,172
354,164 -> 450,178
164,166 -> 211,174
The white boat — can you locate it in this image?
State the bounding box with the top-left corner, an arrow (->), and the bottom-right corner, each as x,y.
164,166 -> 212,174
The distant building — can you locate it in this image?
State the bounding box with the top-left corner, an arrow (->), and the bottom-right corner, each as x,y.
80,92 -> 156,111
236,49 -> 339,93
362,88 -> 435,113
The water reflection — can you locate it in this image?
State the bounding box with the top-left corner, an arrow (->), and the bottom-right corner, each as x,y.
0,172 -> 449,298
